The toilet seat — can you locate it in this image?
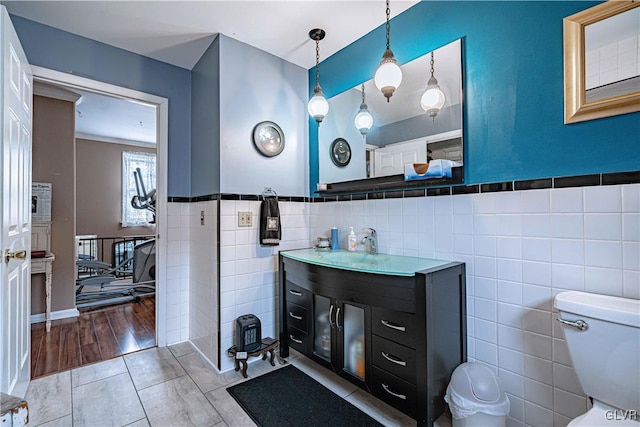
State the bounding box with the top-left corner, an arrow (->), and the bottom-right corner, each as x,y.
569,401 -> 639,426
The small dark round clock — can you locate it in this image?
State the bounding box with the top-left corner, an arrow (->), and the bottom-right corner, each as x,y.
330,138 -> 351,167
252,121 -> 284,157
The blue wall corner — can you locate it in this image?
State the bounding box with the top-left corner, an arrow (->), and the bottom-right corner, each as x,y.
191,35 -> 221,197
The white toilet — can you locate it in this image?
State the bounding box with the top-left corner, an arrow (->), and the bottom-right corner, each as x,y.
555,291 -> 640,426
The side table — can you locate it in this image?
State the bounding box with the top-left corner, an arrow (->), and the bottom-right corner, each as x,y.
229,337 -> 278,378
31,253 -> 55,332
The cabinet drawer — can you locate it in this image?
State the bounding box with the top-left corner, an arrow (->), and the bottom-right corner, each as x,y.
285,281 -> 311,307
286,301 -> 308,332
371,335 -> 416,384
371,366 -> 416,418
287,326 -> 309,355
371,307 -> 417,349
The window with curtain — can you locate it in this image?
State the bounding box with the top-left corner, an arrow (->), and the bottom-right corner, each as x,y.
122,151 -> 156,227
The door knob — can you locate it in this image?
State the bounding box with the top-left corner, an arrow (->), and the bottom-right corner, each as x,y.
4,249 -> 27,263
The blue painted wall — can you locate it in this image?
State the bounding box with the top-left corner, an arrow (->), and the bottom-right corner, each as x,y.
217,35 -> 309,196
11,15 -> 192,197
310,1 -> 639,193
191,36 -> 221,197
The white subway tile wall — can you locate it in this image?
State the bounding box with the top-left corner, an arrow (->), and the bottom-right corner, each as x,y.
307,183 -> 639,427
165,182 -> 638,425
166,202 -> 191,344
218,200 -> 309,372
189,201 -> 218,365
585,34 -> 639,90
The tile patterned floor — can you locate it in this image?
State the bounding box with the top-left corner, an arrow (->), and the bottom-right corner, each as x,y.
25,342 -> 452,426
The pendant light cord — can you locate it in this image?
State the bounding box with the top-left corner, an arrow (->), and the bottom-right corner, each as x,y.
361,84 -> 366,104
430,51 -> 435,78
315,39 -> 321,87
385,0 -> 391,50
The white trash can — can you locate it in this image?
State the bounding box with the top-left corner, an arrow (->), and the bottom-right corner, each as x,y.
444,362 -> 510,427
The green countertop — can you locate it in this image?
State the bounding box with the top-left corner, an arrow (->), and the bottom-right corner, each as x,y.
280,248 -> 453,277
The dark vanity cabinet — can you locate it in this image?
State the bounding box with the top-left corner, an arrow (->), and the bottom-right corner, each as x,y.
284,279 -> 368,388
313,296 -> 368,386
279,252 -> 466,427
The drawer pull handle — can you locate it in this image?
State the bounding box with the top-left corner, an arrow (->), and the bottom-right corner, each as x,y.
289,335 -> 303,344
289,290 -> 302,297
381,319 -> 406,332
381,352 -> 407,367
289,312 -> 303,321
382,383 -> 407,400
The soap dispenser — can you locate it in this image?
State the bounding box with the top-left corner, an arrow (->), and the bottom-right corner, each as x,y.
348,227 -> 357,252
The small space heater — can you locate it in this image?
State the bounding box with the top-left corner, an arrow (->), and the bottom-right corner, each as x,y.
235,314 -> 261,352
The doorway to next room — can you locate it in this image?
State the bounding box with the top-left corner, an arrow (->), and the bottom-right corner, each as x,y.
30,81 -> 159,379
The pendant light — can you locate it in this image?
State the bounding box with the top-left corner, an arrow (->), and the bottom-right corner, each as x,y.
420,51 -> 446,120
307,28 -> 329,124
374,0 -> 402,102
354,84 -> 374,136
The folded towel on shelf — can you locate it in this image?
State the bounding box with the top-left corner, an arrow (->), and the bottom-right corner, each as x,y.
260,196 -> 281,246
403,159 -> 461,181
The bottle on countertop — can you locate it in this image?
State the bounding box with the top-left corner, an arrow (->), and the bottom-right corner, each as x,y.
331,227 -> 339,250
348,227 -> 357,252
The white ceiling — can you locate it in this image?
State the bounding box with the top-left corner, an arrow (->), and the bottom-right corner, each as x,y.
74,89 -> 158,145
4,0 -> 418,70
8,0 -> 419,144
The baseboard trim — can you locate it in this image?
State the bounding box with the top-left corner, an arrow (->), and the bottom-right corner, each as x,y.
30,308 -> 79,324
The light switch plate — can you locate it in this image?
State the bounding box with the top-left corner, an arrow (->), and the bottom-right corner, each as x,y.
238,211 -> 252,227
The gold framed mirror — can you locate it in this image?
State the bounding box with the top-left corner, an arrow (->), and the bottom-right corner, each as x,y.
564,0 -> 640,124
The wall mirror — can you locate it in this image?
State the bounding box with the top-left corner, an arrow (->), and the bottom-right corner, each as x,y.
318,39 -> 463,190
564,1 -> 640,124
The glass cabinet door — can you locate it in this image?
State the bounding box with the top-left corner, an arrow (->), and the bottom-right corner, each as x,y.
342,304 -> 365,380
313,295 -> 332,362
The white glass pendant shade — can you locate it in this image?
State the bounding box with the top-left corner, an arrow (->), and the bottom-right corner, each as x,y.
308,87 -> 329,124
420,77 -> 446,119
374,49 -> 402,102
354,107 -> 374,135
308,29 -> 328,124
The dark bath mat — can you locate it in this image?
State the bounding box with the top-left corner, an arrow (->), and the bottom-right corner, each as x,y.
227,365 -> 384,427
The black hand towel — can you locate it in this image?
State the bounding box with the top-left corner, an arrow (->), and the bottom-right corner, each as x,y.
260,196 -> 281,246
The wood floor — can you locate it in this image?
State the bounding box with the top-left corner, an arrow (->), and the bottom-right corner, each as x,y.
31,296 -> 155,379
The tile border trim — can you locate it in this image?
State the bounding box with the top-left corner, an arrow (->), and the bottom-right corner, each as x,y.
167,170 -> 639,203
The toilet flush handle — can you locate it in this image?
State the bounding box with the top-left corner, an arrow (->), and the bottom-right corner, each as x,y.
557,318 -> 589,331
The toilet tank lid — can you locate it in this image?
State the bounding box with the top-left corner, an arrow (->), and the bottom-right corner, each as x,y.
555,291 -> 640,328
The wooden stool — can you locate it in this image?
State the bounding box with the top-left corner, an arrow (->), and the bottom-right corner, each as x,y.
230,337 -> 278,378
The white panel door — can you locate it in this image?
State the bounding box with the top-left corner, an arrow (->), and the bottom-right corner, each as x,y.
0,6 -> 32,397
373,139 -> 427,177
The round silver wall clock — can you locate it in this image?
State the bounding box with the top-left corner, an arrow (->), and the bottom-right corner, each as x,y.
330,138 -> 351,167
253,121 -> 285,157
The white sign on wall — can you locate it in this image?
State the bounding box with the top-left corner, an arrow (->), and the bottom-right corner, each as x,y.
32,182 -> 52,222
